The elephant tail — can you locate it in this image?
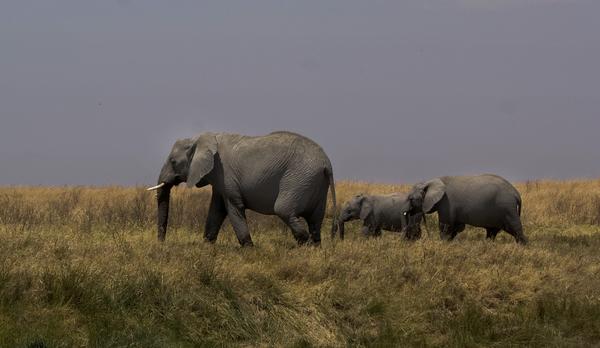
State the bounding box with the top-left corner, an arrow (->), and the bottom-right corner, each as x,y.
517,196 -> 522,217
326,168 -> 341,240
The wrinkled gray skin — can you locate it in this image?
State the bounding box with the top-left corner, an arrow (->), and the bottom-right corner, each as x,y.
406,174 -> 527,244
154,131 -> 337,246
337,193 -> 422,240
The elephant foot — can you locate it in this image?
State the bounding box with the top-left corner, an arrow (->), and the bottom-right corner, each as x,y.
308,239 -> 321,247
440,234 -> 456,242
204,237 -> 218,244
516,236 -> 528,245
404,234 -> 421,242
240,240 -> 254,247
404,228 -> 422,241
294,237 -> 311,246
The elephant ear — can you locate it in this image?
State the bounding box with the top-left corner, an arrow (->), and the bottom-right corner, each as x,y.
422,178 -> 446,213
187,133 -> 218,188
359,196 -> 373,221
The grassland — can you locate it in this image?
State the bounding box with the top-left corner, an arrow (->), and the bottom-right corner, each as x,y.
1,180 -> 600,347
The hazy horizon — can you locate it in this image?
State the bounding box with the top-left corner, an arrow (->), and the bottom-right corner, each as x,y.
1,1 -> 599,186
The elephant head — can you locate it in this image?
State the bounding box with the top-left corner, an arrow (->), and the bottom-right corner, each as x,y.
336,194 -> 372,238
406,178 -> 446,238
147,133 -> 218,241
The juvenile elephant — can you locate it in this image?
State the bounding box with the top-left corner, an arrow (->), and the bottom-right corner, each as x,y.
336,193 -> 422,240
405,174 -> 527,244
147,131 -> 337,246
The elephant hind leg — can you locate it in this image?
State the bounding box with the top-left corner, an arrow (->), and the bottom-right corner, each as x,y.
274,192 -> 315,245
278,215 -> 310,245
486,228 -> 500,241
306,217 -> 322,245
305,203 -> 325,246
503,217 -> 528,245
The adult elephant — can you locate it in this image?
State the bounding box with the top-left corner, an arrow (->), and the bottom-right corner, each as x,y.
147,131 -> 337,246
405,174 -> 528,244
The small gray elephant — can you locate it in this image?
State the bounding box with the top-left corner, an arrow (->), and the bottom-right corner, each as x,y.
336,193 -> 422,240
405,174 -> 527,244
147,131 -> 337,246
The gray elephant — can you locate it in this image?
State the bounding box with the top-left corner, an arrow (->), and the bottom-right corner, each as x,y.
336,193 -> 422,240
405,174 -> 527,244
147,131 -> 337,246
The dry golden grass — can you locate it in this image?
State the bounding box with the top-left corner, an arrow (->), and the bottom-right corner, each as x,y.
1,179 -> 600,347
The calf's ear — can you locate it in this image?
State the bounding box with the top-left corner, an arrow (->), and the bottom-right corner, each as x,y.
359,197 -> 373,220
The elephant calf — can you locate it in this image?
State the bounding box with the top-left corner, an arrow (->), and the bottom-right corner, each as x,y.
336,193 -> 422,240
405,174 -> 528,244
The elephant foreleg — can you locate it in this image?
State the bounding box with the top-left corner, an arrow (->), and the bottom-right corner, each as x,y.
225,201 -> 253,247
204,194 -> 227,243
439,222 -> 451,240
404,224 -> 422,241
361,224 -> 381,237
439,222 -> 459,241
486,228 -> 500,241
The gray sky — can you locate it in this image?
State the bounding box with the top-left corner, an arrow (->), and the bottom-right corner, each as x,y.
1,0 -> 599,185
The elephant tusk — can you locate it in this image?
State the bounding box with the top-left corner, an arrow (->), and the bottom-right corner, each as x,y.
146,183 -> 165,191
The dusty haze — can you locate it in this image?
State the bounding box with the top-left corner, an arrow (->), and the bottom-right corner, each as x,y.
1,1 -> 598,185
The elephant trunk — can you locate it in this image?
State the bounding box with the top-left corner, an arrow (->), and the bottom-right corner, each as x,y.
404,212 -> 423,241
156,185 -> 172,242
334,212 -> 352,240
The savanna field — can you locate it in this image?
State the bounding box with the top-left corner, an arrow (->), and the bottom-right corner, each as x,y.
1,180 -> 600,347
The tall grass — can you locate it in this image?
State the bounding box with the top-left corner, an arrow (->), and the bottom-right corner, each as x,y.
2,179 -> 600,232
0,179 -> 599,347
